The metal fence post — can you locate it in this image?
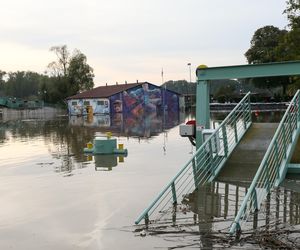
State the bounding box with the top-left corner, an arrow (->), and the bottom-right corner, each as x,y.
171,182 -> 177,204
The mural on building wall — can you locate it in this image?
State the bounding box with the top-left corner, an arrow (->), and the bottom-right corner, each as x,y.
109,83 -> 179,116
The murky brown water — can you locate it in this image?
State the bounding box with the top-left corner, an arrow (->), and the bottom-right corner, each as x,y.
0,109 -> 299,249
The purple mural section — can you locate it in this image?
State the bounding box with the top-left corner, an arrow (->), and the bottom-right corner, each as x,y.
109,83 -> 179,116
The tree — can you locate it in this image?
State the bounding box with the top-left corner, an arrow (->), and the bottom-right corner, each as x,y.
284,0 -> 300,29
47,45 -> 94,101
245,26 -> 287,64
3,71 -> 41,98
68,49 -> 94,93
245,26 -> 290,95
281,0 -> 300,93
48,45 -> 70,77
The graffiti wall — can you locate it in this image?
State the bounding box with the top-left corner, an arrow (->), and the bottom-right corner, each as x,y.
109,83 -> 179,116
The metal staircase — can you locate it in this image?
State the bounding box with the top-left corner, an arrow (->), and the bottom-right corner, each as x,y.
135,92 -> 252,225
229,90 -> 300,234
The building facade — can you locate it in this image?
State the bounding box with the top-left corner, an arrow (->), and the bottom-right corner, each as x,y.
66,82 -> 183,116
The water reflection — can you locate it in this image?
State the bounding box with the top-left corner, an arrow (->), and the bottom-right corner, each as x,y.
143,180 -> 300,249
69,110 -> 183,138
0,110 -> 183,175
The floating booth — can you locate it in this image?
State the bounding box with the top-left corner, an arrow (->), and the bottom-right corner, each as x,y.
84,132 -> 128,155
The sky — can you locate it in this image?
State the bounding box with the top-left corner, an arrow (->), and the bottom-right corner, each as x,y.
0,0 -> 288,87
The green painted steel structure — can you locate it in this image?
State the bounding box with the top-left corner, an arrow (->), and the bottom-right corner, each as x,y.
135,93 -> 252,225
229,90 -> 300,234
135,60 -> 300,233
195,60 -> 300,234
195,60 -> 300,150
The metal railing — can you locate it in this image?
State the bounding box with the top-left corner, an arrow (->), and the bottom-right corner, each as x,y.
135,92 -> 252,225
230,90 -> 300,234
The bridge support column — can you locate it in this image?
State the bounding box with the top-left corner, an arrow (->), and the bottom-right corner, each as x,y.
196,78 -> 210,149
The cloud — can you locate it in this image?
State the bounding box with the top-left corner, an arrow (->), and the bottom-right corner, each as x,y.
0,0 -> 288,85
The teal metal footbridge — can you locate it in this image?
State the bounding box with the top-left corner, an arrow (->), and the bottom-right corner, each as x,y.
135,61 -> 300,235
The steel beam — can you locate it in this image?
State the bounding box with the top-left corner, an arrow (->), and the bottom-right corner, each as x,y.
196,61 -> 300,81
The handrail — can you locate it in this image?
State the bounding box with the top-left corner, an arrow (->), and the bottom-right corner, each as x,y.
229,89 -> 300,234
135,92 -> 252,225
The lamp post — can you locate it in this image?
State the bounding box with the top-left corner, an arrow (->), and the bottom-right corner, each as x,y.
187,63 -> 192,107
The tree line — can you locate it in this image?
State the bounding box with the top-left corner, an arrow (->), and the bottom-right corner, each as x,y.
0,45 -> 94,105
164,1 -> 300,100
244,0 -> 300,96
0,1 -> 299,104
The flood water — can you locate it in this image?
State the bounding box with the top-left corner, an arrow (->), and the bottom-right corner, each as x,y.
0,109 -> 299,249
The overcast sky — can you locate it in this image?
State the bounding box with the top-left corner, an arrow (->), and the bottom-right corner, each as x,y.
0,0 -> 288,86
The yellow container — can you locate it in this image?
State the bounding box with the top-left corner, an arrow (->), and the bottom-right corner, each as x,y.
106,132 -> 112,139
87,142 -> 93,149
119,156 -> 124,163
118,143 -> 124,150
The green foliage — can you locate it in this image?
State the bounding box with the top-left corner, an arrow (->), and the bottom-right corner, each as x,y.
162,80 -> 196,95
284,0 -> 300,29
245,26 -> 287,64
0,45 -> 94,105
47,45 -> 94,101
2,71 -> 41,98
68,50 -> 94,93
245,25 -> 291,95
244,2 -> 300,96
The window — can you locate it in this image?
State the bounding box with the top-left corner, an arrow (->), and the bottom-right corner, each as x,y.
71,101 -> 77,106
84,101 -> 90,106
97,100 -> 104,105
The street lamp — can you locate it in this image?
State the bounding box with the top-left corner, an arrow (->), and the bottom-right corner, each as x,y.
187,63 -> 191,83
187,63 -> 192,107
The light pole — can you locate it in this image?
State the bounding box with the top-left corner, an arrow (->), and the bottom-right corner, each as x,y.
187,63 -> 192,107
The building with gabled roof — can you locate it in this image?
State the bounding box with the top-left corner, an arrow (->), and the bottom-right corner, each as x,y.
66,81 -> 184,116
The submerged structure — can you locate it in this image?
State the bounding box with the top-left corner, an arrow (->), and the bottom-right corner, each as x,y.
84,132 -> 128,155
0,97 -> 44,109
135,61 -> 300,235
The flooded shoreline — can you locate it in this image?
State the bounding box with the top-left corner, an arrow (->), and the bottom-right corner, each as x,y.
0,110 -> 299,249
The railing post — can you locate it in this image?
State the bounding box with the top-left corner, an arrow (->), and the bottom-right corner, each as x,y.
144,213 -> 149,225
282,127 -> 287,159
288,112 -> 293,142
243,100 -> 247,130
248,94 -> 252,123
298,94 -> 300,121
274,141 -> 280,179
222,125 -> 228,157
265,160 -> 271,192
234,119 -> 238,143
208,140 -> 214,178
252,189 -> 258,211
192,158 -> 199,188
171,182 -> 177,204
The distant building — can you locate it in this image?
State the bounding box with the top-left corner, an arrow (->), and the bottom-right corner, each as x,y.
66,82 -> 184,116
